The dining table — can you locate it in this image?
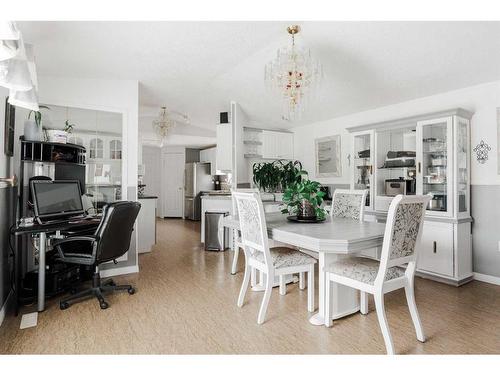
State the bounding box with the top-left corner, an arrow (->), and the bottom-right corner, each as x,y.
222,213 -> 387,326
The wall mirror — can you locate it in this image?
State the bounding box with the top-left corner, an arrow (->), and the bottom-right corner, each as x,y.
315,135 -> 342,177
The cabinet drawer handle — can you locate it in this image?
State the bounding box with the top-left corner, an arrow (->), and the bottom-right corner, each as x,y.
433,241 -> 437,253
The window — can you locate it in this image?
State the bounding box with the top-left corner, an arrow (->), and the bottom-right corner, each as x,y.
110,139 -> 122,159
89,138 -> 103,159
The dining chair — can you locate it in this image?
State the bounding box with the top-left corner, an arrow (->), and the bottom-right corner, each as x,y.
233,190 -> 317,324
230,188 -> 259,277
323,194 -> 431,354
330,188 -> 371,313
330,188 -> 368,221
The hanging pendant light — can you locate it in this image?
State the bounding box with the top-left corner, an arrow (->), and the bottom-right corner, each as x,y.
152,107 -> 175,147
265,25 -> 322,121
8,43 -> 39,111
0,21 -> 20,61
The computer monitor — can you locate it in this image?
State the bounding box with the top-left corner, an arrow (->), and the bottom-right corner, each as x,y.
31,180 -> 84,223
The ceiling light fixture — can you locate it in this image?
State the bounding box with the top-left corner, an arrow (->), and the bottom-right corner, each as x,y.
265,25 -> 322,121
152,107 -> 189,147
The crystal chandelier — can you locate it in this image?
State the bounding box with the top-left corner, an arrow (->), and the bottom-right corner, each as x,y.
265,25 -> 322,121
152,107 -> 175,147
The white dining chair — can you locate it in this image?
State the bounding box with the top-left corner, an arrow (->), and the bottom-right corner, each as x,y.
230,188 -> 259,277
323,194 -> 431,354
330,188 -> 371,313
330,188 -> 368,221
233,190 -> 317,324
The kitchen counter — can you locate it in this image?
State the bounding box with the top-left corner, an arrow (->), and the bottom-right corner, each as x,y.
138,196 -> 157,253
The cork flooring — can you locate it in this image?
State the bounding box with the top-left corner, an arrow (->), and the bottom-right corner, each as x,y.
0,218 -> 499,354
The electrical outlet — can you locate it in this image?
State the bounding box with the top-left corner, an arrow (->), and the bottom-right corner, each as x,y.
498,241 -> 500,252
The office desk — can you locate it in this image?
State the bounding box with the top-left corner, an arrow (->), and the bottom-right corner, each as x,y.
12,218 -> 100,313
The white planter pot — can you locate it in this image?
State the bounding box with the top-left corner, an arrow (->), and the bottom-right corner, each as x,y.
46,129 -> 68,144
23,120 -> 42,141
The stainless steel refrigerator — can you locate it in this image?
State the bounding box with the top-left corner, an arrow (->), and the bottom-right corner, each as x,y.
184,162 -> 212,220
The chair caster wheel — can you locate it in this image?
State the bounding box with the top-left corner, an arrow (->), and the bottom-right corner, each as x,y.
128,287 -> 135,295
60,302 -> 69,310
100,301 -> 109,309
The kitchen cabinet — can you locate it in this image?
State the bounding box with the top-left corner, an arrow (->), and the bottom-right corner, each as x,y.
347,108 -> 473,286
216,123 -> 232,172
261,130 -> 294,159
200,147 -> 217,175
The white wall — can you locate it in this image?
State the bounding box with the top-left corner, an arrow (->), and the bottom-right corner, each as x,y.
293,79 -> 500,186
292,79 -> 500,279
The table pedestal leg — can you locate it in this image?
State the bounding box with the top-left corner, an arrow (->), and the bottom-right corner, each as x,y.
309,252 -> 360,326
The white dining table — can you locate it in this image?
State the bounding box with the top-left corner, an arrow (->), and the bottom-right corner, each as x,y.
222,213 -> 386,325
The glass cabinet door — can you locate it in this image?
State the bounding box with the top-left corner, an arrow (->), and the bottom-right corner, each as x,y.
456,117 -> 470,216
417,117 -> 453,215
352,131 -> 374,209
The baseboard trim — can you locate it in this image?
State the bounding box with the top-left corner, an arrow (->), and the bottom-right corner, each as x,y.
473,272 -> 500,286
100,265 -> 139,278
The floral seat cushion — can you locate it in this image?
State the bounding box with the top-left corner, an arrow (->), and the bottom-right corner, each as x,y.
254,247 -> 317,269
326,257 -> 405,285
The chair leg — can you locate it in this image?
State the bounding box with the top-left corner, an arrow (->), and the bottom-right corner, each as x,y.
360,291 -> 369,315
279,275 -> 286,295
237,264 -> 251,307
231,246 -> 239,275
299,272 -> 305,290
307,265 -> 314,312
257,272 -> 273,324
324,274 -> 332,327
374,292 -> 395,355
250,267 -> 257,288
405,279 -> 426,342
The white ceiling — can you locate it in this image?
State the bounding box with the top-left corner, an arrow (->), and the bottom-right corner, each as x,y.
18,21 -> 500,138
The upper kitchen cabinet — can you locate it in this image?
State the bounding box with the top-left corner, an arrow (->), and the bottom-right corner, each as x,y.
200,147 -> 217,175
261,130 -> 294,160
216,122 -> 232,172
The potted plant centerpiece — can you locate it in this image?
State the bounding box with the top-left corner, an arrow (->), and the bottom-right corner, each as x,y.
281,169 -> 327,222
24,105 -> 50,141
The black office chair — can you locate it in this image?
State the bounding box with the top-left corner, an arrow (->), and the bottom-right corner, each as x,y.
53,201 -> 141,310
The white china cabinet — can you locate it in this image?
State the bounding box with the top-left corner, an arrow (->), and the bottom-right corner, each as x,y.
348,108 -> 473,285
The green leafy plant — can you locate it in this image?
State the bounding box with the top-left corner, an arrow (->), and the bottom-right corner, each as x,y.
64,120 -> 75,134
252,160 -> 304,193
27,105 -> 50,127
281,170 -> 327,220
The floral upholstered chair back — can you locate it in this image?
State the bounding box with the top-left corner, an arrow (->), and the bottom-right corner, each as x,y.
375,195 -> 431,284
331,189 -> 368,221
233,191 -> 272,268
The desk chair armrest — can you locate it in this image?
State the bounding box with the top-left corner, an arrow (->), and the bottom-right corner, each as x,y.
53,235 -> 99,264
52,235 -> 98,246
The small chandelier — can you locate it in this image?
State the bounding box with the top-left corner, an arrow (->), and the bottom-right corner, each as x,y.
152,107 -> 175,146
265,25 -> 322,121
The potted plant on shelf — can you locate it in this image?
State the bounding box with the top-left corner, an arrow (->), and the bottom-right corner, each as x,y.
281,170 -> 327,222
24,105 -> 50,141
46,120 -> 75,144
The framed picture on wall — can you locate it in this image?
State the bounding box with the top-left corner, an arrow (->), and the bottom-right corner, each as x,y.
4,98 -> 15,157
315,135 -> 342,177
